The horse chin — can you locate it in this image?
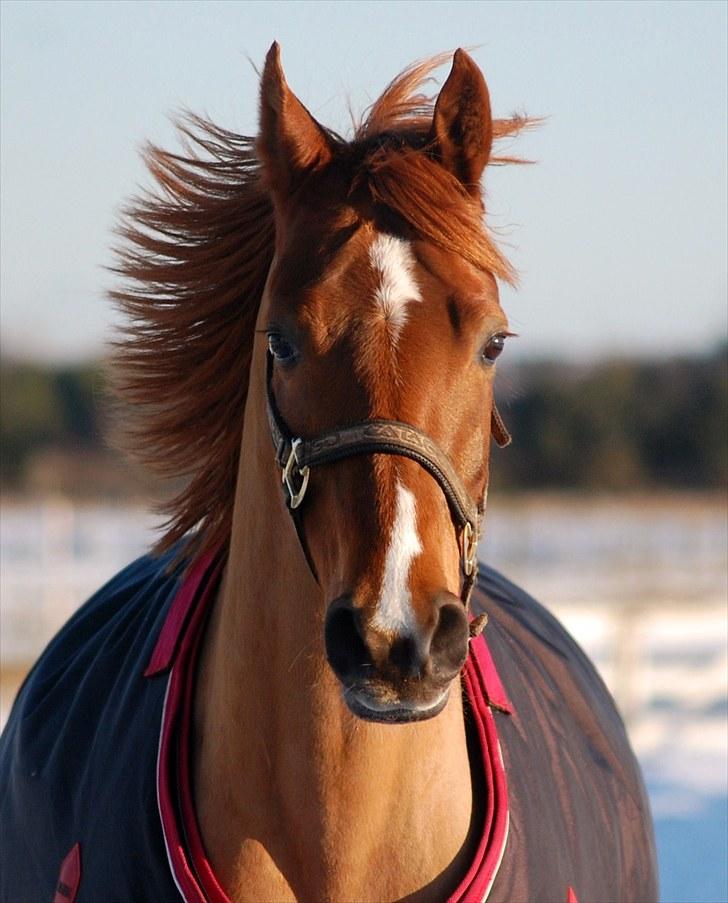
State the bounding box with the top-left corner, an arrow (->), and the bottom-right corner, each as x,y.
342,686 -> 450,724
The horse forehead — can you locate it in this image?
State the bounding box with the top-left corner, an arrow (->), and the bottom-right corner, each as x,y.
280,224 -> 497,354
354,233 -> 500,321
354,233 -> 500,343
315,230 -> 426,306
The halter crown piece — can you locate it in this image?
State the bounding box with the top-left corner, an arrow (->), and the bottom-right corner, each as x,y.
265,352 -> 510,623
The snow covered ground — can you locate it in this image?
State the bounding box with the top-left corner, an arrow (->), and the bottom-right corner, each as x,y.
1,497 -> 726,901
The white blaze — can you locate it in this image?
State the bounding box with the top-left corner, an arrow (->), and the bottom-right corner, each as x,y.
368,234 -> 422,338
372,481 -> 423,635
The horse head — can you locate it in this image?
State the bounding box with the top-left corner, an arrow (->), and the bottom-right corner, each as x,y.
256,44 -> 511,723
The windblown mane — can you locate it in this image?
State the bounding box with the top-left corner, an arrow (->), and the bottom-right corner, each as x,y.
111,54 -> 532,563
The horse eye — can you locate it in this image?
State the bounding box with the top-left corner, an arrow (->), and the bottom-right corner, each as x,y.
268,333 -> 297,364
481,333 -> 508,365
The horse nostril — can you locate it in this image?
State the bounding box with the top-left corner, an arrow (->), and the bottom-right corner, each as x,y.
324,598 -> 371,679
429,598 -> 469,679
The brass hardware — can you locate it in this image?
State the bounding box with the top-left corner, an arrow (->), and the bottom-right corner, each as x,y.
462,521 -> 478,576
282,439 -> 310,509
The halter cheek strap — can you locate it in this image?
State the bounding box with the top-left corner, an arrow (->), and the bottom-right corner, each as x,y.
265,352 -> 510,613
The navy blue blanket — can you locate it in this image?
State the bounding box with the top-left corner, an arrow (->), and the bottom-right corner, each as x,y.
1,551 -> 184,903
0,549 -> 657,902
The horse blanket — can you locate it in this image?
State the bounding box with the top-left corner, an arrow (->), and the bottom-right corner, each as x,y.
0,549 -> 657,902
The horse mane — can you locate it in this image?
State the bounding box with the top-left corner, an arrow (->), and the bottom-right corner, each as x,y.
111,54 -> 533,564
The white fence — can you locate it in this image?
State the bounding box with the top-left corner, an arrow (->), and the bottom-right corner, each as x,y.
1,501 -> 161,666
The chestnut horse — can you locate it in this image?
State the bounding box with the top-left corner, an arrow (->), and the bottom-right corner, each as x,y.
0,46 -> 657,902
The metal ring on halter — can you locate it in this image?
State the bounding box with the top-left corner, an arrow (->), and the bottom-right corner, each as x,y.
282,439 -> 310,509
461,521 -> 478,577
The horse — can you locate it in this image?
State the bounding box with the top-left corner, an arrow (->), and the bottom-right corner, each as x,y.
0,45 -> 657,903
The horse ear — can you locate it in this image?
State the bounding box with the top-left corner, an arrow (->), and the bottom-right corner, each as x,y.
258,42 -> 334,197
430,49 -> 493,195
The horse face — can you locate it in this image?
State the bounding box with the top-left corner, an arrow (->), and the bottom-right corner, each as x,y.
259,44 -> 509,722
265,213 -> 508,721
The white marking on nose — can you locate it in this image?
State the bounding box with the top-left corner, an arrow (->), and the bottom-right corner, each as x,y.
372,481 -> 423,636
369,234 -> 422,339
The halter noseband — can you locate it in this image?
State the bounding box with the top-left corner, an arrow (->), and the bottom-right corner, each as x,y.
265,352 -> 510,613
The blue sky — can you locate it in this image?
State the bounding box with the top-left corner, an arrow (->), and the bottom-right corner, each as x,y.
1,0 -> 726,362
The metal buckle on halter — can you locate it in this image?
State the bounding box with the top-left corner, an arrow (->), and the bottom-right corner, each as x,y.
461,521 -> 478,577
282,438 -> 310,509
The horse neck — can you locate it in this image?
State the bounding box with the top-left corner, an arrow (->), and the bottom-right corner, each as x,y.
192,343 -> 478,901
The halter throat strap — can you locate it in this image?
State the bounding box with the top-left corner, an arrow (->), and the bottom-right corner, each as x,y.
265,352 -> 510,607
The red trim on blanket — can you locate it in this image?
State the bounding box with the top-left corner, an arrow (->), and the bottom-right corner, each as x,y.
448,655 -> 510,902
144,552 -> 217,677
155,559 -> 512,902
468,616 -> 513,715
54,842 -> 81,903
178,595 -> 230,903
155,556 -> 224,902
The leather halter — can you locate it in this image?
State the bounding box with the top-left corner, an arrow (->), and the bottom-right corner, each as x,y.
265,352 -> 510,608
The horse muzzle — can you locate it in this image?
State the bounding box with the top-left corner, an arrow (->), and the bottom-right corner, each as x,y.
324,592 -> 470,723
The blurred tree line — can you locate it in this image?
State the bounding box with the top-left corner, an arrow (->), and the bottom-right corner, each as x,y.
492,343 -> 727,491
0,359 -> 152,498
1,360 -> 103,485
1,345 -> 726,497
